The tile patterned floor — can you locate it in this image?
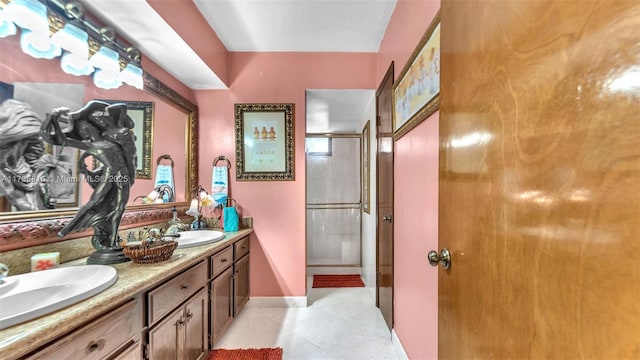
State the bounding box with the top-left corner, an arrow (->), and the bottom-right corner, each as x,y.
214,276 -> 401,360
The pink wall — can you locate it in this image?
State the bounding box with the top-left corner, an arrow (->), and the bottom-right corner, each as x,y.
377,1 -> 440,359
195,52 -> 377,297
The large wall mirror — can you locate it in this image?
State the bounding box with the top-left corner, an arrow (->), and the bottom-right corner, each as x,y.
0,34 -> 197,222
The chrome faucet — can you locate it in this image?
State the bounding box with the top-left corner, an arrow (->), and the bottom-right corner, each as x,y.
0,262 -> 8,284
166,205 -> 188,235
166,222 -> 188,236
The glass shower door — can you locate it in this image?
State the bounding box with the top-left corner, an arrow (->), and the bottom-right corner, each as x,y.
306,136 -> 361,266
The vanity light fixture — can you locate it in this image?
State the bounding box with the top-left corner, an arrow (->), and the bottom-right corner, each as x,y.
19,28 -> 61,58
186,185 -> 209,230
2,0 -> 48,33
50,1 -> 93,76
120,46 -> 143,90
89,26 -> 121,89
3,0 -> 61,58
0,0 -> 144,90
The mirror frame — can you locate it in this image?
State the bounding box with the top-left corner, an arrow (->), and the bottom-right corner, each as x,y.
0,71 -> 198,222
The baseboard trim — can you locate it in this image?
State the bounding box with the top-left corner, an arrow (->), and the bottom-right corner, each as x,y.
392,329 -> 409,360
246,296 -> 308,308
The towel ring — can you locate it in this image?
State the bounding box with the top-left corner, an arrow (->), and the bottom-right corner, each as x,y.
213,155 -> 231,169
156,154 -> 174,167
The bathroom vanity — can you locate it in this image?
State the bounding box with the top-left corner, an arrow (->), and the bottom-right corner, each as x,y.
0,229 -> 252,360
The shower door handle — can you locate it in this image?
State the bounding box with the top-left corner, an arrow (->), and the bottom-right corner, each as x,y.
382,215 -> 392,223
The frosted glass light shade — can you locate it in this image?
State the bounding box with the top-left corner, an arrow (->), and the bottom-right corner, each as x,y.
0,7 -> 17,38
60,51 -> 94,76
89,46 -> 120,73
20,30 -> 61,59
186,199 -> 200,217
2,0 -> 49,34
93,68 -> 122,89
50,23 -> 89,57
0,18 -> 17,38
120,63 -> 143,90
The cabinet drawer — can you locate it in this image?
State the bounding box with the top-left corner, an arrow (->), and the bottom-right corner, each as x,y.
234,236 -> 250,260
147,261 -> 206,325
210,246 -> 233,279
25,297 -> 142,360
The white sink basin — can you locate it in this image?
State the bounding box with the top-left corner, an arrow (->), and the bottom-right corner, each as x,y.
0,265 -> 117,330
175,230 -> 225,248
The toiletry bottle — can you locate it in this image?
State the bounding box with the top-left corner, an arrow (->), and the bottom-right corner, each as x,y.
170,206 -> 178,223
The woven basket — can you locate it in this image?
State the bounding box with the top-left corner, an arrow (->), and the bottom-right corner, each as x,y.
123,240 -> 178,264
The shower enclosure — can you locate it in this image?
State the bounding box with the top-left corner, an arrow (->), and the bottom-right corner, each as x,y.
306,135 -> 361,266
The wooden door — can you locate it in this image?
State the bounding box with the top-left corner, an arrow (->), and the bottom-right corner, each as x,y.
210,267 -> 233,346
439,1 -> 640,358
376,62 -> 394,330
184,289 -> 208,360
233,254 -> 250,316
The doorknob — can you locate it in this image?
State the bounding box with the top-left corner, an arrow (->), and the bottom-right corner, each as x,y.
382,215 -> 392,223
428,248 -> 451,269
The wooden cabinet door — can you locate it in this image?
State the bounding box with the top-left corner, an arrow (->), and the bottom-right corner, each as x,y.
210,266 -> 233,346
148,307 -> 182,360
233,254 -> 250,316
184,289 -> 208,360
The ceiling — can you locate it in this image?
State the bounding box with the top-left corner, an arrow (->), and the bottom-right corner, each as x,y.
306,89 -> 375,133
193,0 -> 396,52
79,0 -> 394,132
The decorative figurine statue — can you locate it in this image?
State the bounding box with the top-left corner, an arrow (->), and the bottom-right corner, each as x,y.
41,100 -> 137,264
0,99 -> 73,211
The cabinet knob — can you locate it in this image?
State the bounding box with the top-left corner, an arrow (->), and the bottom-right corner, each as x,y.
86,339 -> 105,353
180,284 -> 189,290
221,258 -> 228,263
186,310 -> 193,319
177,318 -> 185,327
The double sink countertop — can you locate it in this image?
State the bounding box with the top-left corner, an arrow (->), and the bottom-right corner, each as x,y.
0,228 -> 253,360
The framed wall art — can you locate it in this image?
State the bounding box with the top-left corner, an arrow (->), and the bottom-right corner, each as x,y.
98,100 -> 154,179
392,10 -> 440,139
235,103 -> 295,181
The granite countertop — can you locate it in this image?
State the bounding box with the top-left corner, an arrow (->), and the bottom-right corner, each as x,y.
0,228 -> 253,360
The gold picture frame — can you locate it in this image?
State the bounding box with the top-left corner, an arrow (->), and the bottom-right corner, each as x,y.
392,10 -> 440,139
361,120 -> 371,214
98,100 -> 154,179
235,103 -> 295,181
